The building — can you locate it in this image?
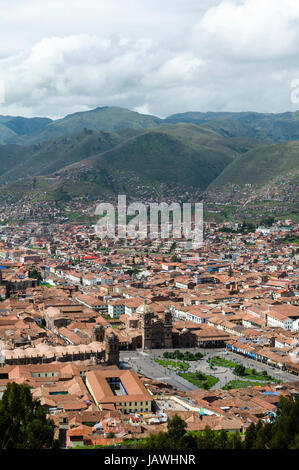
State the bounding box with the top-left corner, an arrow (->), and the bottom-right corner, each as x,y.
108,299 -> 125,319
137,303 -> 173,349
85,368 -> 153,414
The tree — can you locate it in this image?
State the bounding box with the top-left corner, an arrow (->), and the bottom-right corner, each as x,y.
28,268 -> 43,284
125,268 -> 140,277
167,414 -> 187,441
234,365 -> 246,376
216,430 -> 228,449
179,433 -> 197,449
242,396 -> 299,449
244,423 -> 257,449
135,396 -> 299,450
260,216 -> 275,227
184,351 -> 193,361
195,372 -> 205,381
137,431 -> 171,449
173,350 -> 184,360
227,432 -> 243,449
0,382 -> 57,449
195,352 -> 203,360
197,426 -> 217,449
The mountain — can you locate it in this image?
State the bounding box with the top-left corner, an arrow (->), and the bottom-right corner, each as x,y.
165,110 -> 299,143
0,129 -> 126,183
0,105 -> 297,204
209,140 -> 299,187
2,106 -> 299,145
0,123 -> 262,201
24,106 -> 163,144
0,107 -> 161,145
0,123 -> 21,145
0,116 -> 52,144
59,126 -> 235,188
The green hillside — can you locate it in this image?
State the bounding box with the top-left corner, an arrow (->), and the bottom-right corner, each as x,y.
0,129 -> 125,183
58,124 -> 256,193
0,116 -> 52,144
25,106 -> 163,144
155,123 -> 261,155
5,116 -> 52,136
0,106 -> 298,203
165,110 -> 299,143
0,123 -> 257,200
0,123 -> 22,145
209,140 -> 299,187
2,106 -> 299,145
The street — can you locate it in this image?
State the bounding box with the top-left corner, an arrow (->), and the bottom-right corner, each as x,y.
119,347 -> 298,391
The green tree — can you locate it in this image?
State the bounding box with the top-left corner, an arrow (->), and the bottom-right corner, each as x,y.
137,431 -> 171,449
0,382 -> 57,449
202,381 -> 209,390
227,432 -> 243,449
167,414 -> 187,441
195,352 -> 203,360
135,396 -> 299,450
196,372 -> 205,381
28,268 -> 43,284
244,422 -> 257,449
234,364 -> 246,376
216,430 -> 228,449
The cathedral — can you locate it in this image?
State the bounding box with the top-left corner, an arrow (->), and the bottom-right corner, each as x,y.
125,302 -> 197,350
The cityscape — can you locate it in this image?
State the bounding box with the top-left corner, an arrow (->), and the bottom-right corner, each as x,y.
0,0 -> 298,460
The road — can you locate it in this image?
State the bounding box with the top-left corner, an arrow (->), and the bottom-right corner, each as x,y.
119,350 -> 199,392
120,347 -> 298,391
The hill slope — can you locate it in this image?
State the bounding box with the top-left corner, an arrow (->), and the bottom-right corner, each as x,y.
0,129 -> 126,183
209,140 -> 299,187
25,106 -> 163,144
0,123 -> 260,200
0,116 -> 52,144
2,106 -> 299,145
165,110 -> 299,143
0,106 -> 298,203
52,124 -> 260,198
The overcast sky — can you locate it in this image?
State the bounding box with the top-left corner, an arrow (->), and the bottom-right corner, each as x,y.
1,0 -> 299,118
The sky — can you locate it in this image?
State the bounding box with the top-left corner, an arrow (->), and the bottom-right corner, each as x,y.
1,0 -> 299,118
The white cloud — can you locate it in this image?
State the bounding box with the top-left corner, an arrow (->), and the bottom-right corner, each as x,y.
0,0 -> 298,118
194,0 -> 299,60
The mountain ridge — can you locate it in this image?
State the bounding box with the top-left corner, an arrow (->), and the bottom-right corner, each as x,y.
0,106 -> 297,202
